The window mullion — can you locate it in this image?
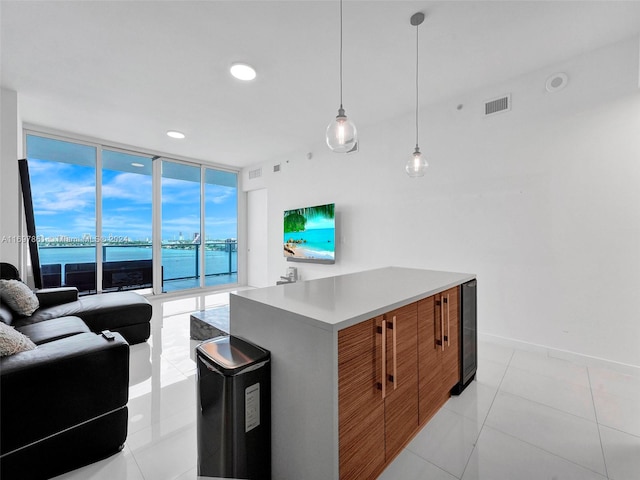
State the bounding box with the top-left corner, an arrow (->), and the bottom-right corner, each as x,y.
152,158 -> 163,294
96,147 -> 103,293
200,165 -> 206,288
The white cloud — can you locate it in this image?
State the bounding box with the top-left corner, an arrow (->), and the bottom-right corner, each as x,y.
102,173 -> 152,202
206,185 -> 236,205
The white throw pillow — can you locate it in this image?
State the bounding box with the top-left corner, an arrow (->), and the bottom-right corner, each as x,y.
0,279 -> 40,316
0,321 -> 37,356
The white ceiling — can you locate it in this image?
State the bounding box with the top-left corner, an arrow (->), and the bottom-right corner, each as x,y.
3,1 -> 640,169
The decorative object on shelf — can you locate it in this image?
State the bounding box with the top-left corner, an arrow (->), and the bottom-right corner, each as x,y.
405,12 -> 428,178
326,0 -> 358,153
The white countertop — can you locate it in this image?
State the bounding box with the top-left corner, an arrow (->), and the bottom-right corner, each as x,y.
232,267 -> 475,331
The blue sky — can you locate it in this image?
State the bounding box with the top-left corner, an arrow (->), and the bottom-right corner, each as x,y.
27,155 -> 237,242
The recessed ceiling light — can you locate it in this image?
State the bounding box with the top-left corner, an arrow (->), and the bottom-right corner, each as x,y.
230,63 -> 257,81
131,162 -> 145,168
167,130 -> 185,139
546,72 -> 568,93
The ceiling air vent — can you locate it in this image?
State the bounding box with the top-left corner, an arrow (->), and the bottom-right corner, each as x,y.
248,167 -> 262,179
484,94 -> 511,116
273,164 -> 281,173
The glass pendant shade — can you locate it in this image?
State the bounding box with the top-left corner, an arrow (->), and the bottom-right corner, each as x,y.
406,11 -> 427,177
405,147 -> 428,177
326,107 -> 357,152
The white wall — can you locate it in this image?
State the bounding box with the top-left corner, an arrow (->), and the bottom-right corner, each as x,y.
247,188 -> 269,287
0,88 -> 22,268
243,37 -> 640,368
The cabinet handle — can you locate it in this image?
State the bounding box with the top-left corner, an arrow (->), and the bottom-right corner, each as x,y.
435,300 -> 442,349
446,294 -> 450,347
392,315 -> 397,390
381,319 -> 387,399
440,297 -> 445,352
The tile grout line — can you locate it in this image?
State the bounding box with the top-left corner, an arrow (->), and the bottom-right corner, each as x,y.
480,424 -> 609,479
128,444 -> 148,480
495,388 -> 598,425
503,361 -> 594,392
458,347 -> 515,479
494,352 -> 601,425
481,363 -> 609,478
170,465 -> 196,480
488,348 -> 608,477
587,367 -> 610,479
408,451 -> 463,480
597,423 -> 640,439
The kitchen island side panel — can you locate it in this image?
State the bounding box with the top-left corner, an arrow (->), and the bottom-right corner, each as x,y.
230,294 -> 339,480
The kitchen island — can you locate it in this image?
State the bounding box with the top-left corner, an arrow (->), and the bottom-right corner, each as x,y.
230,266 -> 476,480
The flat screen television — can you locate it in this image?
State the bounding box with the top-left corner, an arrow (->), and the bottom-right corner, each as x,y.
284,203 -> 335,264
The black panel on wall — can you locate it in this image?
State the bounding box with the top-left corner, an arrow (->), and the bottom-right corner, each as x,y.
18,158 -> 43,289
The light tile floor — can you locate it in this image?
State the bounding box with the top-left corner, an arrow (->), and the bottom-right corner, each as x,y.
53,292 -> 640,480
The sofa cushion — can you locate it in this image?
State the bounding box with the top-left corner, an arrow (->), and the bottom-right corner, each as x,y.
0,322 -> 36,356
24,291 -> 151,331
16,317 -> 90,345
0,279 -> 39,316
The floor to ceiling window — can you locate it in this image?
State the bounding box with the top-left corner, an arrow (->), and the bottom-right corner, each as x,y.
101,149 -> 153,291
25,134 -> 97,291
161,161 -> 202,292
24,131 -> 238,294
204,168 -> 238,287
159,162 -> 238,292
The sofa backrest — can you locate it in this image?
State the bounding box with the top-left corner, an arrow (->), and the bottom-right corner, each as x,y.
0,263 -> 21,281
0,303 -> 16,325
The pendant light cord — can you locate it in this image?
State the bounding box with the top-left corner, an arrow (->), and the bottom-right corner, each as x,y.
339,0 -> 344,108
415,20 -> 419,149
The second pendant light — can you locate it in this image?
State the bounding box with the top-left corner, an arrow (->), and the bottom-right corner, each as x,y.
326,0 -> 358,153
406,12 -> 428,177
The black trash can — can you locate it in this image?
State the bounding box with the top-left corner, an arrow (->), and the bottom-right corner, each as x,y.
196,335 -> 271,480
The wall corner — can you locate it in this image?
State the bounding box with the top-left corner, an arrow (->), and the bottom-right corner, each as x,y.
0,88 -> 22,268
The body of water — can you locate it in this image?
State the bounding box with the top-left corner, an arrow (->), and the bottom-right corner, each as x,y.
39,245 -> 237,281
284,227 -> 335,260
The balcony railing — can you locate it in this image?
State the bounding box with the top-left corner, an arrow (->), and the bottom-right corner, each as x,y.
39,240 -> 237,293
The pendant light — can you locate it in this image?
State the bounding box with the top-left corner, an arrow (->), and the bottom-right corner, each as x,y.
406,12 -> 428,177
326,0 -> 357,153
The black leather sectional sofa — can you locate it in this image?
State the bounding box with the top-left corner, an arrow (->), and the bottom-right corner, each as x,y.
5,285 -> 153,345
0,265 -> 153,479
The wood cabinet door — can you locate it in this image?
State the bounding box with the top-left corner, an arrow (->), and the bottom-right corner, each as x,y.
338,317 -> 385,480
417,295 -> 445,425
383,303 -> 419,461
441,286 -> 460,392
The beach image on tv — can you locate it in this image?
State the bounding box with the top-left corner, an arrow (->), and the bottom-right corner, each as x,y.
284,203 -> 335,261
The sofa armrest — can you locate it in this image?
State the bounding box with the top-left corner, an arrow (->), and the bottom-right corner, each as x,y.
35,287 -> 79,308
0,332 -> 129,456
